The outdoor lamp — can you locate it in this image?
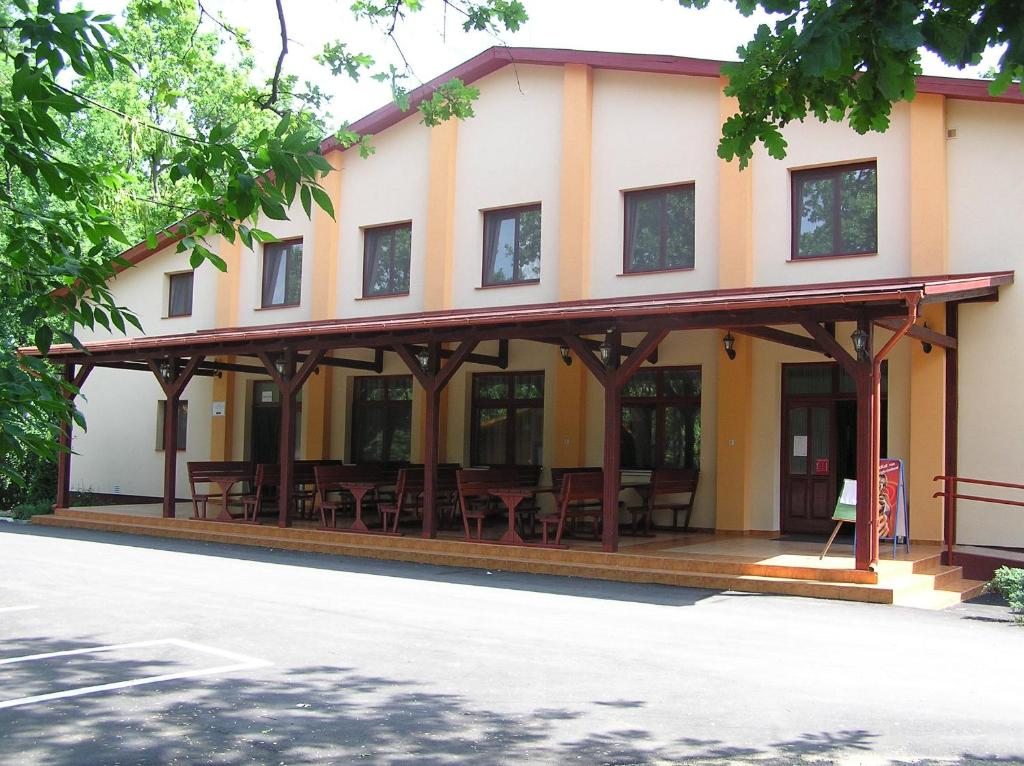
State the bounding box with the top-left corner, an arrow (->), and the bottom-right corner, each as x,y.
851,327 -> 870,361
559,345 -> 573,366
599,336 -> 613,366
157,359 -> 172,382
416,347 -> 430,371
921,322 -> 933,354
274,357 -> 285,376
723,332 -> 736,361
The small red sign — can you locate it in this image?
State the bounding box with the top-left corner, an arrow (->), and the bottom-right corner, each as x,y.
815,458 -> 830,475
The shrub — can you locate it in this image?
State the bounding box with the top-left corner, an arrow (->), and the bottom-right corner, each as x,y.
9,500 -> 54,520
989,566 -> 1024,622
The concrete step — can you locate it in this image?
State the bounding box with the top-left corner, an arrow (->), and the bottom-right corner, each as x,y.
34,514 -> 894,604
48,510 -> 878,585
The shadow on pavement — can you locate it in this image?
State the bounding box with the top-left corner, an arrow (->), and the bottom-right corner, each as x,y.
1,634 -> 1021,765
2,523 -> 720,608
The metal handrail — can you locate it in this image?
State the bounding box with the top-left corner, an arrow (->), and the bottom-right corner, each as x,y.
932,475 -> 1024,563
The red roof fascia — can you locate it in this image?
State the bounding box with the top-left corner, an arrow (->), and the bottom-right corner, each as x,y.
26,271 -> 1012,359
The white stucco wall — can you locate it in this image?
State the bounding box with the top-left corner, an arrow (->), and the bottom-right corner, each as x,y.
336,116 -> 430,318
589,70 -> 721,298
947,99 -> 1024,546
451,65 -> 563,308
752,103 -> 912,286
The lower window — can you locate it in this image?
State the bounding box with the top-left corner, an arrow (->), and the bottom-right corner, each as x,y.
156,400 -> 187,450
351,376 -> 413,463
620,367 -> 701,470
470,371 -> 544,466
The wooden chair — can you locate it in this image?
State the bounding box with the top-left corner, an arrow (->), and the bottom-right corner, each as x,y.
240,463 -> 280,522
293,460 -> 343,519
538,471 -> 607,545
456,468 -> 504,540
187,461 -> 254,519
627,468 -> 699,534
313,464 -> 366,529
549,467 -> 602,536
376,467 -> 423,533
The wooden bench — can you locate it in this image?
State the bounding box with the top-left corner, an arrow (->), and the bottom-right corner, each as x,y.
627,468 -> 699,534
538,471 -> 608,545
186,461 -> 254,520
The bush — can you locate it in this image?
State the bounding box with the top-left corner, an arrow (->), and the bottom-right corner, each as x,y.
989,566 -> 1024,622
0,451 -> 55,511
9,500 -> 54,520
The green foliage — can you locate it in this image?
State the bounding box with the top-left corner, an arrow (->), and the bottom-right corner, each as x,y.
676,1 -> 1024,167
0,0 -> 524,489
8,500 -> 53,520
989,566 -> 1024,622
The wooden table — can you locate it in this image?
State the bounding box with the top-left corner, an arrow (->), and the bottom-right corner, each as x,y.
488,487 -> 537,544
336,480 -> 379,532
208,472 -> 253,522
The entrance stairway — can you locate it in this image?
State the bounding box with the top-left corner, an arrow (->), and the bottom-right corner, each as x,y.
33,508 -> 986,608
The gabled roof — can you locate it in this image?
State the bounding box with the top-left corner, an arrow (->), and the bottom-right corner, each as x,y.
108,46 -> 1024,275
27,271 -> 1013,364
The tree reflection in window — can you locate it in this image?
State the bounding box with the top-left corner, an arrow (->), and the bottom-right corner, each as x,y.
482,205 -> 541,285
793,162 -> 877,259
620,367 -> 701,470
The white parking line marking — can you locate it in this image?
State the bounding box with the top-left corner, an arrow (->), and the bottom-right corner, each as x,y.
0,605 -> 38,614
0,638 -> 270,710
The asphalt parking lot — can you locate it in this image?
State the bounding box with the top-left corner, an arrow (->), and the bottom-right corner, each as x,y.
1,522 -> 1021,765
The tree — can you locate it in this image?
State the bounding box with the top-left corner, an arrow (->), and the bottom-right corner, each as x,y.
0,0 -> 525,490
678,1 -> 1024,167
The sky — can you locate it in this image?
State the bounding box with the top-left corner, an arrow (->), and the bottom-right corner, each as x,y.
103,0 -> 1006,130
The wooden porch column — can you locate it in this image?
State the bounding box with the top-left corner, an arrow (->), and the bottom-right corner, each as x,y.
563,330 -> 667,553
943,302 -> 959,561
804,300 -> 918,570
55,364 -> 93,510
258,348 -> 325,527
148,355 -> 205,518
395,338 -> 479,538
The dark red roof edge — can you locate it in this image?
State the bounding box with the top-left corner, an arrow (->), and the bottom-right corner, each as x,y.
107,46 -> 1024,272
25,270 -> 1013,359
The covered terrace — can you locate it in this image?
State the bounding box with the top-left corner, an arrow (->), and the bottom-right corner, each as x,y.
29,271 -> 1012,572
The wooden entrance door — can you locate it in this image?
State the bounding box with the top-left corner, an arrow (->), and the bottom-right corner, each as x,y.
782,401 -> 836,534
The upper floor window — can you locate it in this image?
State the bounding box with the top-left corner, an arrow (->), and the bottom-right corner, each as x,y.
624,184 -> 695,273
471,371 -> 544,466
167,271 -> 194,317
482,205 -> 541,286
791,162 -> 877,259
261,239 -> 303,308
363,223 -> 412,298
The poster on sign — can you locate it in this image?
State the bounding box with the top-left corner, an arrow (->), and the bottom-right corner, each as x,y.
878,458 -> 910,550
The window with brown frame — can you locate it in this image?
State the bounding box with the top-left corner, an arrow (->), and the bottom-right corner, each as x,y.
620,367 -> 701,470
351,376 -> 413,463
363,223 -> 412,297
470,371 -> 544,466
155,400 -> 187,450
167,271 -> 194,317
261,239 -> 303,307
482,205 -> 541,286
623,184 -> 695,273
791,162 -> 877,259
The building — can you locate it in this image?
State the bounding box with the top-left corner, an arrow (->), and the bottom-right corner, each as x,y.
34,48 -> 1024,593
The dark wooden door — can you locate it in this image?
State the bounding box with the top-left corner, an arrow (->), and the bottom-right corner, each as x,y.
251,405 -> 280,465
782,401 -> 836,534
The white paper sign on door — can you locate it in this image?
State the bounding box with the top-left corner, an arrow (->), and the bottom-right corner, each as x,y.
792,435 -> 808,457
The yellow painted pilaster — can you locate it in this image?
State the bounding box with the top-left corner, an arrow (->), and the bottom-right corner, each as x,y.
554,63 -> 594,468
715,335 -> 755,531
717,80 -> 754,289
424,120 -> 458,311
210,234 -> 242,460
715,79 -> 756,530
907,94 -> 950,542
910,94 -> 948,276
303,152 -> 343,459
